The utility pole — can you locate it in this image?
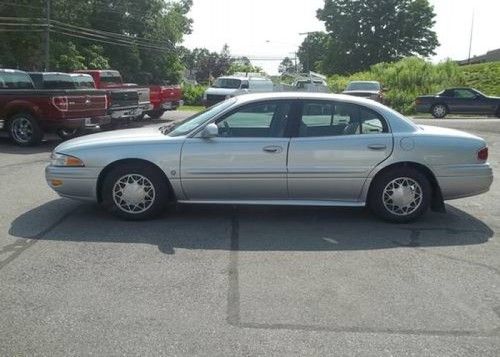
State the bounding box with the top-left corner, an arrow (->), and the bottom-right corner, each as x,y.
467,10 -> 474,65
44,0 -> 51,71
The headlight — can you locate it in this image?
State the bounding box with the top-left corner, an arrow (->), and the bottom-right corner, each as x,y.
50,153 -> 84,167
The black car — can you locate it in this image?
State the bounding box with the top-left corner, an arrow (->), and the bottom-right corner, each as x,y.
415,87 -> 500,118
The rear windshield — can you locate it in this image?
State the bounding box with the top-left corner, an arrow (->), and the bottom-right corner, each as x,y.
346,82 -> 380,91
0,72 -> 34,89
72,76 -> 95,89
212,78 -> 241,89
100,74 -> 122,84
42,74 -> 75,89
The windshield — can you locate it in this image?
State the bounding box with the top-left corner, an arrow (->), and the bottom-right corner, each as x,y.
101,74 -> 122,84
164,98 -> 236,137
346,82 -> 380,91
212,78 -> 241,89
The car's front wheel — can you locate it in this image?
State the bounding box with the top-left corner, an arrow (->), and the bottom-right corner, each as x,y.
431,104 -> 448,118
101,163 -> 169,220
369,167 -> 431,223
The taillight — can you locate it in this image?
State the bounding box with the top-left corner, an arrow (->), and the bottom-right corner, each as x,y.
51,96 -> 69,111
477,147 -> 488,161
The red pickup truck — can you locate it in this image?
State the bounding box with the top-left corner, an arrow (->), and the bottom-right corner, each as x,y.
0,69 -> 107,146
148,84 -> 183,119
76,70 -> 151,120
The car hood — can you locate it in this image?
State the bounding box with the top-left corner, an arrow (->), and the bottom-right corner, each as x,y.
205,87 -> 239,96
343,90 -> 380,95
54,125 -> 177,153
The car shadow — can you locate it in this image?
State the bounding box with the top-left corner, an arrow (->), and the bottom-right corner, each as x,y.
9,199 -> 494,254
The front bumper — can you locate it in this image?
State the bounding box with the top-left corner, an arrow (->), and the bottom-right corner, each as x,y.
45,165 -> 100,201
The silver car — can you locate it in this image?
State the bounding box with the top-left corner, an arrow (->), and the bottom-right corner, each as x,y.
46,93 -> 493,222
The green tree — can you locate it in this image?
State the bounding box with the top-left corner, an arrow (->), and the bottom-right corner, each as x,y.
297,32 -> 329,72
228,57 -> 263,75
278,57 -> 296,74
317,0 -> 439,74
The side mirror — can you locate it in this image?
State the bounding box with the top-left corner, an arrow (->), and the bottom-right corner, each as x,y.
241,83 -> 249,89
200,123 -> 218,138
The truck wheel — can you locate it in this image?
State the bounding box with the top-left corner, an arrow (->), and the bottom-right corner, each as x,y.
368,167 -> 431,223
57,128 -> 82,141
101,163 -> 169,220
8,113 -> 43,146
148,110 -> 165,120
431,104 -> 448,118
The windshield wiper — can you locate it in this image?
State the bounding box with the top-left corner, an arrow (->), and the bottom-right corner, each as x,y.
159,122 -> 176,135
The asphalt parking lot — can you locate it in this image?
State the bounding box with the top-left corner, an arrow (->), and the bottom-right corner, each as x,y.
1,113 -> 500,356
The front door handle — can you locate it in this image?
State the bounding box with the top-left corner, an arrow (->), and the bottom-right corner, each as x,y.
263,145 -> 283,153
367,144 -> 387,150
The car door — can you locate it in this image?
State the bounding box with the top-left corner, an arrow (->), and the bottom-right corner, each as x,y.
180,100 -> 292,201
452,89 -> 490,114
287,100 -> 393,202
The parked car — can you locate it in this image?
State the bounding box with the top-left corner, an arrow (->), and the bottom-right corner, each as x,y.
75,70 -> 143,122
0,69 -> 107,145
146,84 -> 183,119
343,81 -> 384,103
203,74 -> 274,107
415,87 -> 500,118
46,92 -> 492,222
29,72 -> 110,138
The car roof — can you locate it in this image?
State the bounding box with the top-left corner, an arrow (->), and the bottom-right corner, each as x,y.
0,68 -> 28,74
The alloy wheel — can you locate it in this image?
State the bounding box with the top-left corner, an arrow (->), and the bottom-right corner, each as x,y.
112,174 -> 156,214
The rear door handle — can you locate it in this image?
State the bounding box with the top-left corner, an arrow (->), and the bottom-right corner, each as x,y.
367,144 -> 387,150
263,145 -> 283,153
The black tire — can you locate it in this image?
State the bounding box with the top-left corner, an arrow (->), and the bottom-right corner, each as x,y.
101,163 -> 169,220
57,128 -> 82,141
134,113 -> 146,121
431,104 -> 448,119
148,110 -> 165,120
368,167 -> 431,223
7,113 -> 43,146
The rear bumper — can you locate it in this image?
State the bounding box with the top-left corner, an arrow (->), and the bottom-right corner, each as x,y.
436,164 -> 493,200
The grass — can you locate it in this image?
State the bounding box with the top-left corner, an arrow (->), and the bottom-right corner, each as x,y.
179,105 -> 204,112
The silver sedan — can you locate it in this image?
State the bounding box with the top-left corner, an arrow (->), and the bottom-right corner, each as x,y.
46,93 -> 493,222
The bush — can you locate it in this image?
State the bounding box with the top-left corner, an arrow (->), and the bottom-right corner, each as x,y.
182,84 -> 207,106
328,57 -> 467,114
462,62 -> 500,96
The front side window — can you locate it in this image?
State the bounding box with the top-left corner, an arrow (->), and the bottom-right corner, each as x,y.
298,101 -> 387,137
216,101 -> 291,138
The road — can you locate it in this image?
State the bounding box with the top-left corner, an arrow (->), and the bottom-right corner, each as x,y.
0,113 -> 499,356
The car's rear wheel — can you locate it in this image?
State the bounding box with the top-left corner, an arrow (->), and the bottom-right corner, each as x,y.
101,164 -> 169,220
431,104 -> 448,118
148,110 -> 165,120
369,167 -> 431,223
57,128 -> 82,141
8,113 -> 43,146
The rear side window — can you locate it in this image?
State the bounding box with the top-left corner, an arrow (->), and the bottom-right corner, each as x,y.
298,101 -> 388,137
0,72 -> 34,89
72,76 -> 95,89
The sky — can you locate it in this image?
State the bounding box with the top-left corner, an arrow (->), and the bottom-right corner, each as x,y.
182,0 -> 500,75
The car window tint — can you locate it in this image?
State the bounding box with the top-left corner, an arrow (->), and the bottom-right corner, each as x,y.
299,101 -> 387,137
217,101 -> 291,137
